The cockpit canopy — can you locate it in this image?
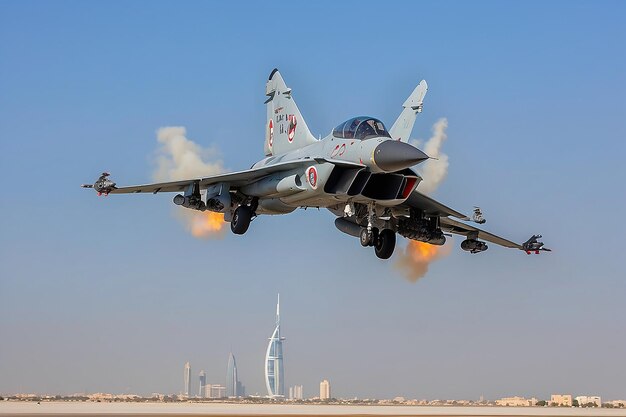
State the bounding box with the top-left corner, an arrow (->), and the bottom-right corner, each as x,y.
332,117 -> 391,140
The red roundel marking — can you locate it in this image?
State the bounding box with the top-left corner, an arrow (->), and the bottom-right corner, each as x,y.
307,166 -> 318,189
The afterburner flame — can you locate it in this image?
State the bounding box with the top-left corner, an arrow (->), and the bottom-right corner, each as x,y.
409,240 -> 440,260
189,211 -> 225,238
395,240 -> 452,282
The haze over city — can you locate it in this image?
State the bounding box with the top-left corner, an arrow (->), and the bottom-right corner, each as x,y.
1,0 -> 625,404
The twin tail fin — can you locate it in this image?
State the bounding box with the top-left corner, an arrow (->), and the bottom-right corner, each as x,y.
264,69 -> 317,156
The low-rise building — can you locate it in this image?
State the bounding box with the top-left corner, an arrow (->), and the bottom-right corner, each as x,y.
496,396 -> 534,406
205,384 -> 226,399
575,395 -> 601,407
87,393 -> 140,401
551,394 -> 572,407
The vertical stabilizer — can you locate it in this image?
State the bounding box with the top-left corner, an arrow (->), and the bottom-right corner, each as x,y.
264,69 -> 317,156
390,80 -> 428,142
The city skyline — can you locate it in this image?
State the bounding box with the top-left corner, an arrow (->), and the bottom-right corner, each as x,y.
4,389 -> 622,407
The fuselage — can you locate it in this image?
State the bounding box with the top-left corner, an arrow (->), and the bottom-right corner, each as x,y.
249,117 -> 427,215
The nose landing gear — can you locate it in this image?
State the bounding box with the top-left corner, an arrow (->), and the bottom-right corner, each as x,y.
359,227 -> 377,247
360,227 -> 396,259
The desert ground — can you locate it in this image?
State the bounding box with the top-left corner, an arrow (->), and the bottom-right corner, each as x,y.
1,402 -> 625,416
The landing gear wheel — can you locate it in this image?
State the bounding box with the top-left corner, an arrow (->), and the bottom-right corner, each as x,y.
231,205 -> 252,235
374,229 -> 396,259
360,227 -> 379,247
370,228 -> 379,247
359,228 -> 372,247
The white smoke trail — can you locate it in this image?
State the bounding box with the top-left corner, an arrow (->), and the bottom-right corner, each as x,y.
411,118 -> 449,195
152,127 -> 227,239
154,127 -> 224,181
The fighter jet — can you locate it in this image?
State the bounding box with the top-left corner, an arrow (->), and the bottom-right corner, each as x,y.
82,69 -> 548,259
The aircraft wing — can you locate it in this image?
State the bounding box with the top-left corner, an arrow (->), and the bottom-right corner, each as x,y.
403,190 -> 470,220
403,190 -> 523,249
440,217 -> 523,249
109,179 -> 195,194
108,159 -> 322,195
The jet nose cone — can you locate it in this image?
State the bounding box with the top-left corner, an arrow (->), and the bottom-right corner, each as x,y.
373,140 -> 429,172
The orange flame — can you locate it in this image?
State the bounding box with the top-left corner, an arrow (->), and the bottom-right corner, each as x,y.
190,211 -> 225,238
395,240 -> 452,282
175,210 -> 226,239
409,240 -> 440,260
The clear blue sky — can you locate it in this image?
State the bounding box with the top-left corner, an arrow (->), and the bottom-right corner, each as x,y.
1,0 -> 625,400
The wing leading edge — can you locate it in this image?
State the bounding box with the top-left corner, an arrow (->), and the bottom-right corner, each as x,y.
106,159 -> 329,195
404,190 -> 470,220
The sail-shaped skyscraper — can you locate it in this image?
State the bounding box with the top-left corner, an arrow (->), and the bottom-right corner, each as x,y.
264,294 -> 285,398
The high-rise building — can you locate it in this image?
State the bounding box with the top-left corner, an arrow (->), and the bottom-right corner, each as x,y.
289,385 -> 303,400
265,294 -> 285,398
320,379 -> 331,400
237,381 -> 246,398
183,362 -> 191,397
198,370 -> 206,398
226,352 -> 241,397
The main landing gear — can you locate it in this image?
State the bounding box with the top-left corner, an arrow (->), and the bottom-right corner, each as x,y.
360,227 -> 396,259
231,205 -> 253,235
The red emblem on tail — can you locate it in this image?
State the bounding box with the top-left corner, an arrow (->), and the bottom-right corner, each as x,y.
287,114 -> 297,143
